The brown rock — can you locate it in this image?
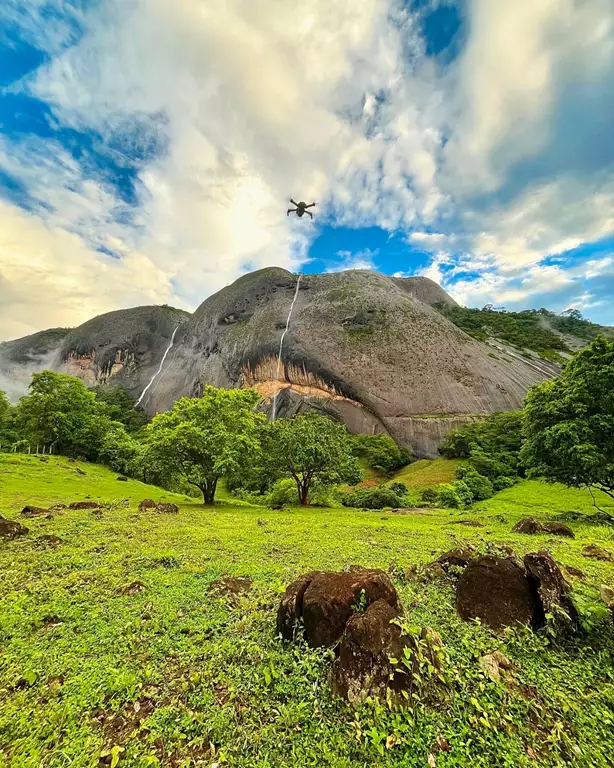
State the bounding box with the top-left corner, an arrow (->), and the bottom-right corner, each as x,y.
541,522 -> 574,538
582,544 -> 613,562
117,581 -> 147,596
138,499 -> 157,512
49,504 -> 66,513
562,565 -> 586,580
155,503 -> 179,514
330,600 -> 406,704
456,555 -> 537,631
512,517 -> 543,535
36,535 -> 64,547
69,501 -> 100,510
116,476 -> 128,482
437,547 -> 476,575
21,505 -> 50,518
276,571 -> 320,642
277,569 -> 402,648
600,584 -> 614,610
422,562 -> 447,581
479,651 -> 516,683
450,520 -> 485,527
210,576 -> 252,600
0,516 -> 29,539
523,551 -> 578,630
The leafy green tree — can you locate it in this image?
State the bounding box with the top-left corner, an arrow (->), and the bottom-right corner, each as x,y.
267,413 -> 360,505
0,390 -> 15,448
146,386 -> 265,504
352,434 -> 412,474
456,465 -> 494,501
13,371 -> 115,458
91,386 -> 148,433
99,425 -> 141,475
521,335 -> 614,514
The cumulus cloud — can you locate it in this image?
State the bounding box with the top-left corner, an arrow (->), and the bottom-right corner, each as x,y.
0,0 -> 613,340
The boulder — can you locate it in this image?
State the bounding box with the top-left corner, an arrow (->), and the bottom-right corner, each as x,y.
330,600 -> 406,704
512,517 -> 543,535
36,534 -> 64,547
562,565 -> 586,580
582,544 -> 613,562
49,504 -> 66,513
456,556 -> 537,631
330,601 -> 446,705
0,516 -> 29,539
277,569 -> 401,648
479,651 -> 516,684
523,551 -> 578,631
21,505 -> 50,518
155,503 -> 179,514
69,501 -> 100,510
116,476 -> 128,482
541,522 -> 574,538
138,499 -> 157,512
600,585 -> 614,611
437,547 -> 476,575
276,571 -> 319,642
210,576 -> 252,601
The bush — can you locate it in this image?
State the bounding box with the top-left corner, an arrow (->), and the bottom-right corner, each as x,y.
456,466 -> 494,501
341,486 -> 406,509
352,434 -> 412,474
436,480 -> 473,508
266,479 -> 297,509
492,475 -> 517,491
420,487 -> 438,504
388,481 -> 409,496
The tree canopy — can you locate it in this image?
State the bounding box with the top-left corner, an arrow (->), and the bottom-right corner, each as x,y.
266,413 -> 360,505
146,386 -> 265,504
521,335 -> 614,513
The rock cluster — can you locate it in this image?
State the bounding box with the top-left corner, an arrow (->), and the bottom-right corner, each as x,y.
138,499 -> 179,514
277,569 -> 443,705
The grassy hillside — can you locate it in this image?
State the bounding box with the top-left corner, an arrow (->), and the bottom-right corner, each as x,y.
1,455 -> 613,767
391,458 -> 463,490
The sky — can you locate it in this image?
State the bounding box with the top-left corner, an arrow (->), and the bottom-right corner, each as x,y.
0,0 -> 613,342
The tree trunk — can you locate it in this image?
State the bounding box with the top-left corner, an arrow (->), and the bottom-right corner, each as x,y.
299,482 -> 310,506
201,478 -> 218,505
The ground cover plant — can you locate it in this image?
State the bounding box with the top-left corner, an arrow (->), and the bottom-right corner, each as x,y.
1,454 -> 613,768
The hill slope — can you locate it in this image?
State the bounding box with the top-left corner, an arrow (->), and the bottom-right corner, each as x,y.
1,454 -> 613,767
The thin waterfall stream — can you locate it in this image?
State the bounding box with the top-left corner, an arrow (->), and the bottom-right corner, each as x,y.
271,274 -> 302,421
136,325 -> 180,407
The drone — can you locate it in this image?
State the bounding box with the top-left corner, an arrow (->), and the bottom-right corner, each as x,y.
287,199 -> 316,219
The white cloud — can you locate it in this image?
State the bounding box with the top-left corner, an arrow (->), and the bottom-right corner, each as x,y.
0,0 -> 613,339
325,248 -> 378,272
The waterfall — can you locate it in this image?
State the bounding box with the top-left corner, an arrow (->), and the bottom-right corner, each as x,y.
136,326 -> 180,407
271,274 -> 302,421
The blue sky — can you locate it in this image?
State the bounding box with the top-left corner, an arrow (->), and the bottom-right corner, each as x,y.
0,0 -> 613,341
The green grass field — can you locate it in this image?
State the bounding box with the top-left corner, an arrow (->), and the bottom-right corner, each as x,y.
1,454 -> 613,768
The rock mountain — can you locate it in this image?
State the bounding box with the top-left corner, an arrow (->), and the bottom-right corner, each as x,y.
0,267 -> 561,457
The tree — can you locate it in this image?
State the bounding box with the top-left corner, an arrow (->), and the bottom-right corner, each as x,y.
91,386 -> 148,433
266,413 -> 360,505
0,390 -> 15,448
521,335 -> 614,515
352,433 -> 412,475
13,371 -> 115,458
146,386 -> 265,504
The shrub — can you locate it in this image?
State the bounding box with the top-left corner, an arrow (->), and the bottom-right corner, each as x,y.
352,434 -> 412,474
436,480 -> 473,508
420,487 -> 438,504
492,475 -> 517,491
341,486 -> 406,509
388,481 -> 409,496
266,479 -> 297,509
456,466 -> 494,501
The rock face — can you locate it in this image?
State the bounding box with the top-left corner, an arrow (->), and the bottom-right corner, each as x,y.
0,268 -> 559,456
147,269 -> 557,458
277,569 -> 401,648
